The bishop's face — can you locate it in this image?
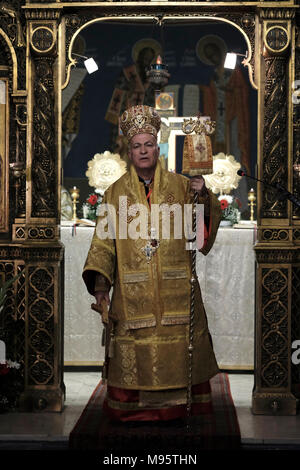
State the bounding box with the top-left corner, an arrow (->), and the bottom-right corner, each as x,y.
128,133 -> 160,177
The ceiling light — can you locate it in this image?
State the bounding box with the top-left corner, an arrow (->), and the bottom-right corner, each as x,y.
224,51 -> 247,70
72,53 -> 98,74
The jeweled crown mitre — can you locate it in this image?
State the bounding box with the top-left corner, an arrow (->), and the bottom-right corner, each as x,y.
120,105 -> 161,141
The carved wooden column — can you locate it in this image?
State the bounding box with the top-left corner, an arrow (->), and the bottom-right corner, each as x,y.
291,9 -> 300,399
252,7 -> 298,415
18,8 -> 65,412
0,0 -> 28,411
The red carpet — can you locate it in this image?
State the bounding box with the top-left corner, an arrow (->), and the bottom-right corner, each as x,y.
69,373 -> 241,452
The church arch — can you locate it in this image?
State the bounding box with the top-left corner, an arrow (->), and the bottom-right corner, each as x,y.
0,29 -> 18,92
0,1 -> 297,416
63,14 -> 257,91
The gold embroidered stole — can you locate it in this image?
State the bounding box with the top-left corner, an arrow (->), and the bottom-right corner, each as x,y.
115,162 -> 192,329
83,161 -> 221,331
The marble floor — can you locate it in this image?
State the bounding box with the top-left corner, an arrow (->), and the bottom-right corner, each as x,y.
0,372 -> 299,452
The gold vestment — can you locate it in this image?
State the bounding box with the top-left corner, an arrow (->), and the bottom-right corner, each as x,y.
83,161 -> 222,392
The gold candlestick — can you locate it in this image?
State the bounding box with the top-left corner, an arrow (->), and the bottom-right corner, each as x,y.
70,186 -> 80,223
248,188 -> 256,222
9,162 -> 25,217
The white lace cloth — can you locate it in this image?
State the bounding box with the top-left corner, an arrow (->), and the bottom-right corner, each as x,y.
62,225 -> 105,365
197,227 -> 256,369
62,225 -> 255,368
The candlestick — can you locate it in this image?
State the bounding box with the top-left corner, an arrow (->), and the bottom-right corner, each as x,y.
9,161 -> 25,216
70,186 -> 80,222
248,188 -> 256,222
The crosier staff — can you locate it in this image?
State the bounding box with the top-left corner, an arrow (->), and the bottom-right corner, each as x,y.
181,115 -> 215,427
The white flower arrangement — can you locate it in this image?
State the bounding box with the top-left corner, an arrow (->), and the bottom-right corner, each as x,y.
218,194 -> 241,225
6,360 -> 20,370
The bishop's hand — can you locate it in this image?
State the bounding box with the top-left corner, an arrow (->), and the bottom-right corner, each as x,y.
94,290 -> 110,307
190,175 -> 208,196
91,290 -> 110,324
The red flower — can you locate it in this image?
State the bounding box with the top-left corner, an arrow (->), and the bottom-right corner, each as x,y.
87,194 -> 98,206
0,364 -> 9,376
220,199 -> 229,210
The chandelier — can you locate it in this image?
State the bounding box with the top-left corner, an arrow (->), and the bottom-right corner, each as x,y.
146,55 -> 170,90
146,16 -> 170,90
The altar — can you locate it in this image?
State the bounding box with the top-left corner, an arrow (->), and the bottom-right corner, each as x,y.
62,224 -> 256,369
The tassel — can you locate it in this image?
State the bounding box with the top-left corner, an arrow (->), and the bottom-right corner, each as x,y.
102,361 -> 107,381
108,334 -> 115,358
108,324 -> 115,358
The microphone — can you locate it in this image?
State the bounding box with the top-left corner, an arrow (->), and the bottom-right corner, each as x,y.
237,170 -> 300,208
237,168 -> 286,191
237,169 -> 259,184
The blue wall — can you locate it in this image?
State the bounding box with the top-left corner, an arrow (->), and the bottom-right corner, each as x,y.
64,21 -> 257,178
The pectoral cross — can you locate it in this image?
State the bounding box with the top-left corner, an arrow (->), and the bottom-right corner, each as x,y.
141,228 -> 160,263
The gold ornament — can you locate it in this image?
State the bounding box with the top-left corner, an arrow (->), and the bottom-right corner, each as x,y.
120,105 -> 161,142
86,151 -> 127,194
248,188 -> 256,222
203,152 -> 242,195
182,117 -> 215,136
70,186 -> 80,222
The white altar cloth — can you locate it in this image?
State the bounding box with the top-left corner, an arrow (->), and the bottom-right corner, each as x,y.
61,225 -> 256,369
62,225 -> 104,365
197,227 -> 256,369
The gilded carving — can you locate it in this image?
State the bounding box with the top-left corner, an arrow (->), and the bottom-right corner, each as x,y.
28,226 -> 56,239
0,2 -> 25,47
0,1 -> 26,90
28,266 -> 55,386
264,25 -> 290,55
31,56 -> 57,218
23,247 -> 63,262
0,0 -> 298,414
293,35 -> 300,219
63,10 -> 257,90
261,229 -> 290,242
260,267 -> 289,389
15,103 -> 27,126
261,362 -> 288,388
219,12 -> 256,89
260,9 -> 296,21
256,249 -> 296,264
13,99 -> 27,218
30,358 -> 54,386
291,266 -> 300,394
262,268 -> 288,294
261,56 -> 288,218
0,262 -> 25,402
293,229 -> 300,241
30,26 -> 56,54
30,299 -> 53,323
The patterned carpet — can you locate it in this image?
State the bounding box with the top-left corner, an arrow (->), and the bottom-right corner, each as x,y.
69,373 -> 240,452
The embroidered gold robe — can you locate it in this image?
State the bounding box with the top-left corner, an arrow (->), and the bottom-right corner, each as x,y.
83,161 -> 222,394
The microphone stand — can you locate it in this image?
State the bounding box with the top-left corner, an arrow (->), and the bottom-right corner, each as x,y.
238,171 -> 300,209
